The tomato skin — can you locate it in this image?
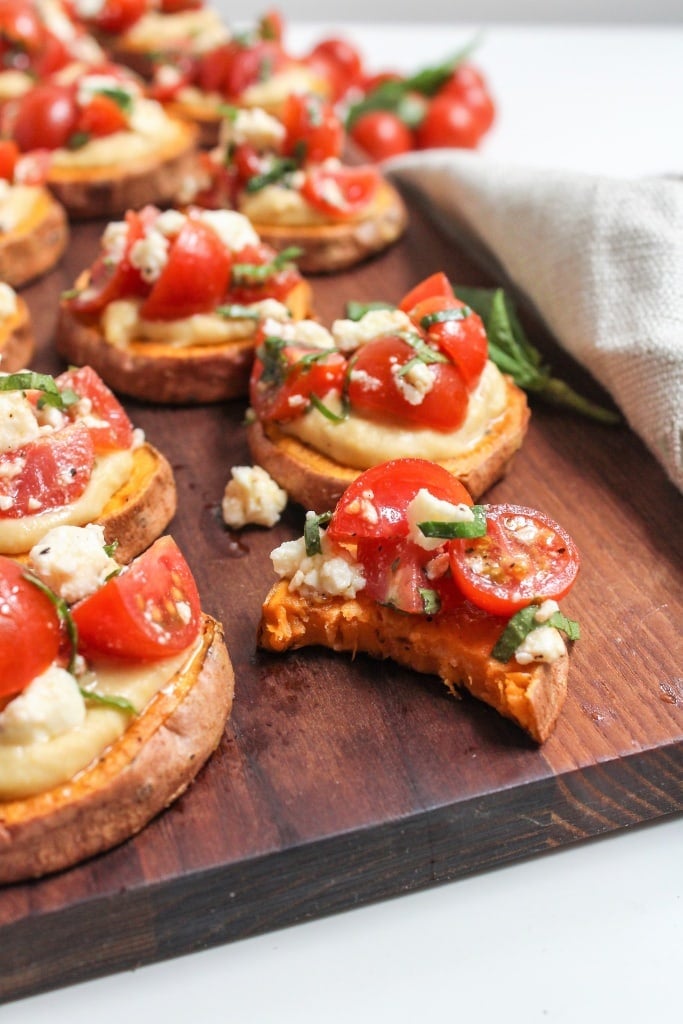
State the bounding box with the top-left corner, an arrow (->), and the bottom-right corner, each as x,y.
87,0 -> 147,35
347,335 -> 469,431
281,92 -> 343,164
349,111 -> 414,161
78,94 -> 129,138
328,458 -> 472,544
407,295 -> 488,391
416,94 -> 483,150
0,557 -> 62,698
301,164 -> 379,219
439,64 -> 495,133
0,139 -> 18,181
448,504 -> 580,617
398,272 -> 454,312
66,208 -> 150,315
0,423 -> 95,520
11,84 -> 79,152
140,217 -> 232,321
72,536 -> 201,662
308,37 -> 363,98
250,341 -> 346,423
56,366 -> 133,452
197,40 -> 286,99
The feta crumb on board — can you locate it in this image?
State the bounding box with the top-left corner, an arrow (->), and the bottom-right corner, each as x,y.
28,523 -> 119,604
222,465 -> 287,529
0,666 -> 86,746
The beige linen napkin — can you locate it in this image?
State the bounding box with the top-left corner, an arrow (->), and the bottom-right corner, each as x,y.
385,150 -> 683,494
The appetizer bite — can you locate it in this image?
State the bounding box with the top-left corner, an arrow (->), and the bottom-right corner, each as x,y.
0,140 -> 69,287
149,11 -> 332,148
70,0 -> 230,79
0,0 -> 104,103
0,283 -> 35,371
259,458 -> 580,743
0,527 -> 234,883
183,94 -> 407,272
0,60 -> 198,218
247,273 -> 529,512
0,366 -> 176,560
57,205 -> 312,403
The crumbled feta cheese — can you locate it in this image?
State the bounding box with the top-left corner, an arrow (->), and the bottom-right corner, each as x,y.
502,514 -> 538,544
534,599 -> 560,623
331,309 -> 412,352
220,106 -> 286,151
77,74 -> 138,109
28,523 -> 119,604
72,0 -> 107,18
0,666 -> 86,746
0,282 -> 18,319
406,488 -> 475,551
514,625 -> 566,665
271,527 -> 365,599
221,465 -> 287,529
101,219 -> 128,264
261,317 -> 334,349
392,359 -> 435,405
154,209 -> 187,238
197,209 -> 259,251
348,368 -> 382,391
235,298 -> 290,323
155,64 -> 184,91
341,489 -> 379,525
130,228 -> 170,283
0,391 -> 40,453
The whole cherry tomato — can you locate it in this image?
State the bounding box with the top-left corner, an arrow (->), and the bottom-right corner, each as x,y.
416,94 -> 483,150
349,110 -> 414,161
308,36 -> 363,99
11,84 -> 79,152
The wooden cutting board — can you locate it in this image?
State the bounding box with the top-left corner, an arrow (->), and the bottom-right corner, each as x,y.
1,203 -> 681,1005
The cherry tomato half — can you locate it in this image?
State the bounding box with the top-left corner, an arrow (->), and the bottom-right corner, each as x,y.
301,164 -> 379,219
57,366 -> 133,452
416,94 -> 484,150
281,92 -> 343,164
72,536 -> 201,662
249,340 -> 346,423
347,335 -> 469,431
398,272 -> 454,312
448,504 -> 580,617
140,216 -> 232,321
308,36 -> 363,99
406,295 -> 488,391
11,84 -> 79,152
0,557 -> 62,698
328,458 -> 473,544
0,423 -> 94,520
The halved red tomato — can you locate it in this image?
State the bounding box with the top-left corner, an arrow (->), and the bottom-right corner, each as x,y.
66,207 -> 152,315
227,242 -> 301,304
281,92 -> 343,164
300,164 -> 379,219
448,504 -> 580,617
87,0 -> 147,35
11,83 -> 79,152
407,295 -> 488,391
347,335 -> 469,431
398,272 -> 454,312
77,93 -> 129,138
0,139 -> 18,181
0,422 -> 94,519
250,340 -> 346,423
72,536 -> 201,662
0,556 -> 62,698
328,458 -> 473,543
198,40 -> 286,99
140,216 -> 232,320
56,366 -> 133,452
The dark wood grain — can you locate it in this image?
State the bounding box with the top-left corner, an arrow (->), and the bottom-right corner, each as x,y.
1,201 -> 681,1005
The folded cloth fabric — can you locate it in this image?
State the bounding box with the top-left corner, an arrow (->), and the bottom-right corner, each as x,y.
385,150 -> 683,494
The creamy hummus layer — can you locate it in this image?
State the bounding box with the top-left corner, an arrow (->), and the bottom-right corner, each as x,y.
282,360 -> 508,468
0,639 -> 199,799
50,101 -> 179,169
238,184 -> 332,227
102,299 -> 276,348
0,448 -> 133,553
122,9 -> 229,52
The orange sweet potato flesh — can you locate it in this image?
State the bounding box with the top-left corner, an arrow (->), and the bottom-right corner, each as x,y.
0,188 -> 68,288
259,580 -> 568,743
0,295 -> 35,372
0,614 -> 234,884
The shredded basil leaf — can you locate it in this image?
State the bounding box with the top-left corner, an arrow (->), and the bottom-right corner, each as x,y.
67,131 -> 91,150
215,303 -> 261,320
309,393 -> 347,423
419,588 -> 441,615
419,505 -> 487,539
0,371 -> 79,410
420,306 -> 471,329
244,156 -> 298,193
453,284 -> 620,424
491,604 -> 581,663
78,687 -> 136,714
232,246 -> 302,283
345,300 -> 396,321
304,511 -> 332,556
257,336 -> 288,385
95,86 -> 133,113
23,571 -> 79,674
